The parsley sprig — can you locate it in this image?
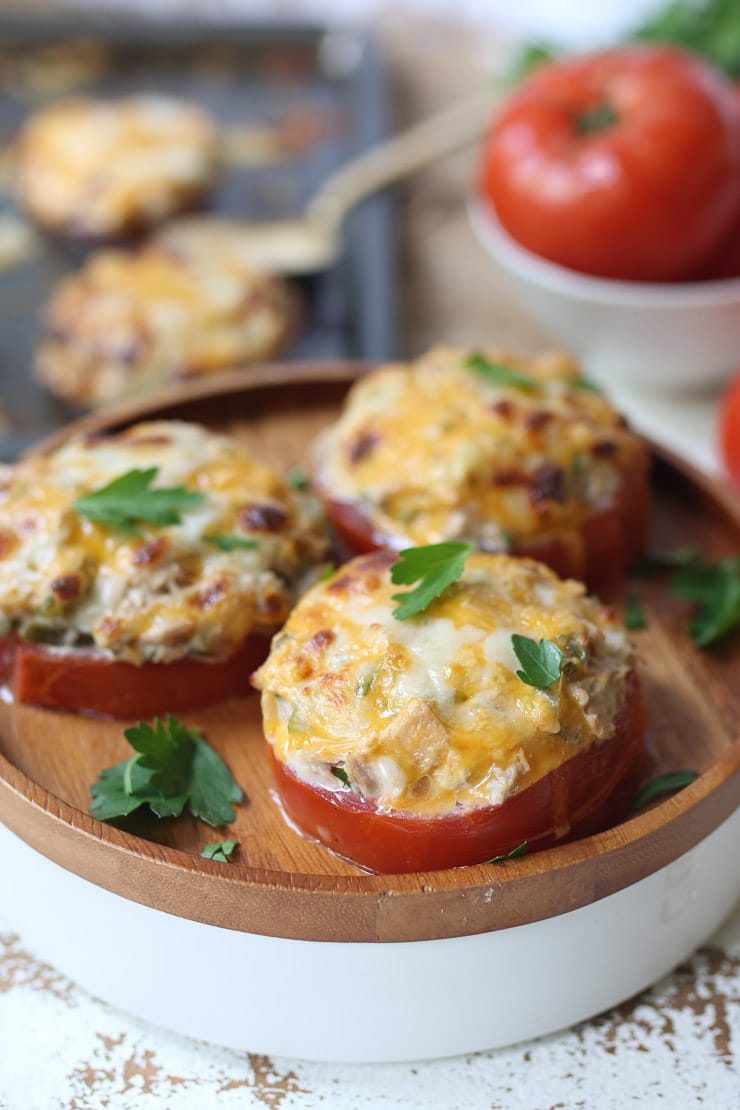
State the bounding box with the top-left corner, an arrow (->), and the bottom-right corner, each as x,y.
74,468 -> 205,535
487,840 -> 528,864
465,352 -> 538,392
672,556 -> 740,648
90,715 -> 243,827
631,770 -> 699,813
201,840 -> 239,862
512,634 -> 563,688
624,588 -> 647,631
391,542 -> 473,620
203,534 -> 259,552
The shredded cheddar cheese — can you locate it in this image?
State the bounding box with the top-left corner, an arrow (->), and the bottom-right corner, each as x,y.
313,346 -> 648,548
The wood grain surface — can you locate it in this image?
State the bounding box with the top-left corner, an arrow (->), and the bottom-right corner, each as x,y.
0,363 -> 738,943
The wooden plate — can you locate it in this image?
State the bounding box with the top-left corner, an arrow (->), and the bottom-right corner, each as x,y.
0,363 -> 738,945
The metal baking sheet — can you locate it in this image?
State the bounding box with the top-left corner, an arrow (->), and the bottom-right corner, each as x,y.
0,19 -> 397,459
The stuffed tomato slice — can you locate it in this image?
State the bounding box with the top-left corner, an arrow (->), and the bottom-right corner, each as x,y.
253,549 -> 647,874
0,418 -> 328,717
312,347 -> 650,596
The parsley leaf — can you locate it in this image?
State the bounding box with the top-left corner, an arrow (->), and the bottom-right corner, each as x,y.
203,534 -> 259,552
285,466 -> 309,490
201,840 -> 239,862
624,588 -> 647,631
318,561 -> 336,582
331,765 -> 350,786
465,352 -> 538,392
89,715 -> 243,828
630,770 -> 699,813
571,376 -> 601,393
74,468 -> 205,535
391,542 -> 473,620
512,634 -> 563,688
487,840 -> 528,864
672,556 -> 740,647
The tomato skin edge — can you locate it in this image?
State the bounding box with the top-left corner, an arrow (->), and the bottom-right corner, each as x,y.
0,633 -> 271,718
269,669 -> 647,874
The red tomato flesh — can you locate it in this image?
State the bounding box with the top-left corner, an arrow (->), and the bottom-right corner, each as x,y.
480,46 -> 740,281
719,372 -> 740,490
270,670 -> 646,874
0,633 -> 270,718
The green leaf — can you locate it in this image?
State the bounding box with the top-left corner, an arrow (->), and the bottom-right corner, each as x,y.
571,376 -> 601,393
512,634 -> 563,688
486,840 -> 528,864
391,542 -> 473,620
200,840 -> 239,862
285,466 -> 309,490
672,556 -> 740,647
631,0 -> 740,78
624,588 -> 647,631
318,561 -> 336,582
630,770 -> 699,813
203,534 -> 259,552
74,468 -> 205,534
465,352 -> 538,392
123,715 -> 195,798
188,738 -> 243,827
89,715 -> 243,828
634,545 -> 703,576
331,765 -> 350,786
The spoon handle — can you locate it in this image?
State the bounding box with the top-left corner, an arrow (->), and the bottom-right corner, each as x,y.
305,90 -> 495,226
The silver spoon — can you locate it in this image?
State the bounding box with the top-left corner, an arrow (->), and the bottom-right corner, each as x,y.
158,92 -> 494,275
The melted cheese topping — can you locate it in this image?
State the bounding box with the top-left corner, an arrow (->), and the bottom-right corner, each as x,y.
14,95 -> 220,237
253,551 -> 635,816
314,346 -> 647,547
36,232 -> 293,406
0,421 -> 328,665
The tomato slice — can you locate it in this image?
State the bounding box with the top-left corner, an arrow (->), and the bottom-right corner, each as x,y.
270,670 -> 646,874
322,456 -> 649,598
0,633 -> 271,718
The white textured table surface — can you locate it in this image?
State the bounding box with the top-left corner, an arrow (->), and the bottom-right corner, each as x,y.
0,900 -> 738,1109
1,9 -> 739,1109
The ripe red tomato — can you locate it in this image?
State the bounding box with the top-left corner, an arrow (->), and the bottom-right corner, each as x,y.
719,372 -> 740,489
270,671 -> 646,874
480,46 -> 740,282
0,634 -> 270,718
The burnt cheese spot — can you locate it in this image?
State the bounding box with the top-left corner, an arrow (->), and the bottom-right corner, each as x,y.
524,410 -> 553,433
0,530 -> 17,559
132,535 -> 169,566
239,502 -> 288,533
492,466 -> 528,488
529,463 -> 567,506
347,430 -> 381,465
592,440 -> 617,458
489,400 -> 515,419
188,578 -> 227,609
308,628 -> 335,650
50,574 -> 82,601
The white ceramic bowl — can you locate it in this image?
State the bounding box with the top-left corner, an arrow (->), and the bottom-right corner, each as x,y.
470,196 -> 740,393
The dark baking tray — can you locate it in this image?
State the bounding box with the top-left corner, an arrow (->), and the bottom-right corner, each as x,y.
0,19 -> 397,459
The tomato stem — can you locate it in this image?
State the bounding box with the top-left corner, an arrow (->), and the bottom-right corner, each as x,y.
574,103 -> 617,134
